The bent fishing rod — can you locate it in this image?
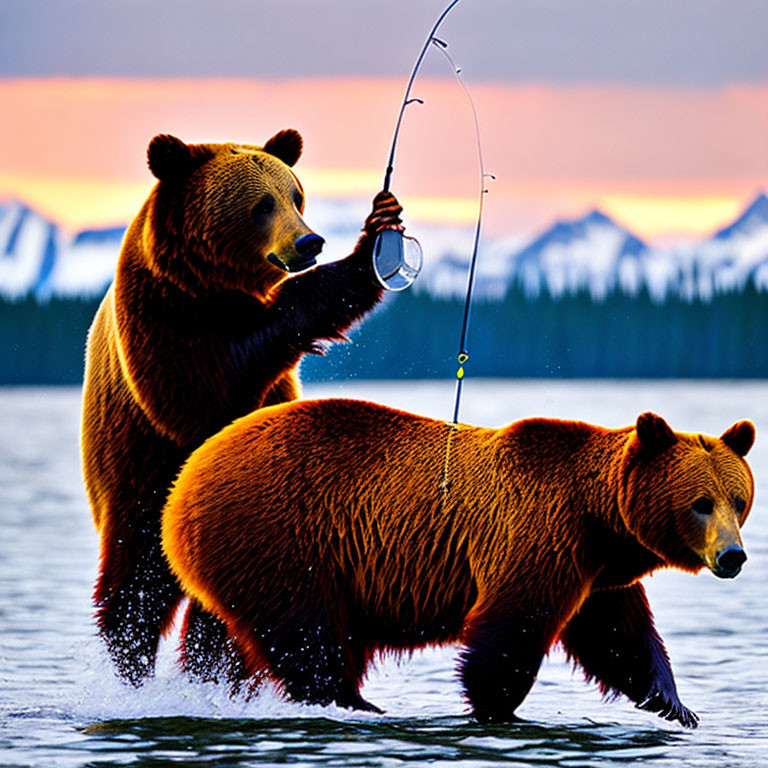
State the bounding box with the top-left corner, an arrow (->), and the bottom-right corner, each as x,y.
372,0 -> 465,293
381,0 -> 464,194
375,0 -> 492,424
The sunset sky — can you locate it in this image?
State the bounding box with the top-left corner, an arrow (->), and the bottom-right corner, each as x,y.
2,0 -> 767,242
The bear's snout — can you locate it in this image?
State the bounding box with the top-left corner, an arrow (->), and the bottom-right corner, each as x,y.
268,233 -> 325,273
292,233 -> 325,269
713,545 -> 747,579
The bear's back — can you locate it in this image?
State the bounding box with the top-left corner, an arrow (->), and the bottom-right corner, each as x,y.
162,399 -> 487,577
171,398 -> 461,507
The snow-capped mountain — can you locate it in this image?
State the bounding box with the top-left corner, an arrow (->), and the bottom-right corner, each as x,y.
417,193 -> 768,302
48,226 -> 126,299
0,201 -> 124,300
713,193 -> 768,241
509,209 -> 648,300
692,193 -> 768,296
1,193 -> 767,303
0,202 -> 59,300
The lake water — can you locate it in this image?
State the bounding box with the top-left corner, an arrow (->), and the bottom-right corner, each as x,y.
1,380 -> 767,767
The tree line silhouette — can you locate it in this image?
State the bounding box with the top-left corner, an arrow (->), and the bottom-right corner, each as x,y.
1,285 -> 767,385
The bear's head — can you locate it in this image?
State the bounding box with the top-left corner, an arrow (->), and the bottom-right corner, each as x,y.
145,129 -> 324,299
618,412 -> 755,579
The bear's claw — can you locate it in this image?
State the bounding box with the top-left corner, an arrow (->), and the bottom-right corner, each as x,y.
637,687 -> 699,729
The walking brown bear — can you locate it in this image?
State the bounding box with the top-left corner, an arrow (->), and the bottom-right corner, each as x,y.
161,399 -> 755,726
81,130 -> 404,684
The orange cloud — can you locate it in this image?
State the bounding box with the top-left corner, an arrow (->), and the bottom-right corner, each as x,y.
1,78 -> 766,240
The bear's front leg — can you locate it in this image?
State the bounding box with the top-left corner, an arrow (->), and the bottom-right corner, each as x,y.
560,583 -> 698,728
460,604 -> 556,723
252,192 -> 402,363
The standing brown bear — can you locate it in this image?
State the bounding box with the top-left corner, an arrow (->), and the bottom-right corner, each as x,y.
81,129 -> 403,684
162,399 -> 755,727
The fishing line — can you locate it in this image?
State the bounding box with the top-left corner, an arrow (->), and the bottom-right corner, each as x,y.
430,40 -> 493,506
373,0 -> 493,425
430,39 -> 494,424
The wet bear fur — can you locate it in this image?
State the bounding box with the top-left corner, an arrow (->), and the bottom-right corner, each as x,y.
81,131 -> 403,684
161,398 -> 755,727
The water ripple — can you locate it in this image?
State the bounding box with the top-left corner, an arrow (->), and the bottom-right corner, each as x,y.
2,384 -> 767,768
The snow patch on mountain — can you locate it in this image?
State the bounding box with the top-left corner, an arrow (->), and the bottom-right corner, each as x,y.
0,201 -> 123,301
46,227 -> 126,299
0,202 -> 59,300
511,210 -> 646,300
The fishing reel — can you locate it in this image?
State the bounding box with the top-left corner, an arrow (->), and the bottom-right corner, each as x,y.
372,228 -> 423,291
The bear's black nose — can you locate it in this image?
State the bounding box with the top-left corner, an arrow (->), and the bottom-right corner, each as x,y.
295,233 -> 325,259
714,545 -> 747,578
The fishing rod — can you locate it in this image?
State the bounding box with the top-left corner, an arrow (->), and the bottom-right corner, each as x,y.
429,39 -> 494,424
381,0 -> 464,195
373,0 -> 492,424
372,0 -> 464,292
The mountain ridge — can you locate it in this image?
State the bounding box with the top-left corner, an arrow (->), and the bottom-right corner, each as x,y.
1,193 -> 767,302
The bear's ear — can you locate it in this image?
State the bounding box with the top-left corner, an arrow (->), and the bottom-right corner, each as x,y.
720,420 -> 755,457
147,134 -> 212,182
635,412 -> 677,453
262,128 -> 303,167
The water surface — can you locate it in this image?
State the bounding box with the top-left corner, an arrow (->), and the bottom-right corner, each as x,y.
1,381 -> 766,767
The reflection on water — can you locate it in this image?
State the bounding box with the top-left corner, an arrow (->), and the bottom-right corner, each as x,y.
79,716 -> 684,766
1,382 -> 767,767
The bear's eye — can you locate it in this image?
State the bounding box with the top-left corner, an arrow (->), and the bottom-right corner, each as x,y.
253,194 -> 275,216
692,497 -> 713,515
734,496 -> 747,514
293,191 -> 304,210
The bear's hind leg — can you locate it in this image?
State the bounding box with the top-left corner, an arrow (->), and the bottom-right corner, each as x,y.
333,640 -> 383,714
263,623 -> 380,713
96,534 -> 182,685
180,600 -> 248,686
560,583 -> 698,728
